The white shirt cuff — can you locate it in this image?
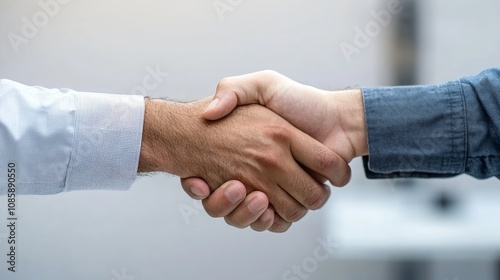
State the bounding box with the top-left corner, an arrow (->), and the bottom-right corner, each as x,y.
64,92 -> 145,192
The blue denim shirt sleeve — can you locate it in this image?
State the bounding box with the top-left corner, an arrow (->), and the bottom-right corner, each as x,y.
361,68 -> 500,180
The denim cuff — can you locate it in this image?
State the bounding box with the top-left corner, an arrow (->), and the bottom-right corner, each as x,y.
361,81 -> 467,179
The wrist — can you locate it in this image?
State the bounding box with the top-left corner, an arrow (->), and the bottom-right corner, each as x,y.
333,89 -> 368,157
139,98 -> 214,177
138,98 -> 166,173
138,98 -> 189,174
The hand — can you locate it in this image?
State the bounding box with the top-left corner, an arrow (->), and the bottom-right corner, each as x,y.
182,178 -> 277,231
182,71 -> 368,231
138,97 -> 350,229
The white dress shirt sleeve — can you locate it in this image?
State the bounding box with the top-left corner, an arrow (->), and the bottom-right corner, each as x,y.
0,79 -> 145,195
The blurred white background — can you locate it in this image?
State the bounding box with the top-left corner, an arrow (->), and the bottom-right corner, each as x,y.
0,0 -> 499,279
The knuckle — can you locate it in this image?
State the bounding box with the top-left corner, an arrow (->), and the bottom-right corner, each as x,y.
252,149 -> 281,169
260,69 -> 277,76
316,150 -> 337,173
265,125 -> 291,143
259,70 -> 281,80
283,207 -> 307,223
217,77 -> 232,88
303,186 -> 329,210
216,77 -> 236,93
251,126 -> 291,169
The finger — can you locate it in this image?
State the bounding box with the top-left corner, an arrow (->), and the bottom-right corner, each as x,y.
224,191 -> 269,229
290,129 -> 352,187
203,71 -> 277,120
300,164 -> 328,184
277,160 -> 332,212
272,136 -> 333,212
201,180 -> 246,218
268,212 -> 293,233
181,177 -> 211,200
262,181 -> 309,223
250,207 -> 275,232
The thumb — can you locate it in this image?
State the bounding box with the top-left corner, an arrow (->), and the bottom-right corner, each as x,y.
203,72 -> 272,120
203,91 -> 239,121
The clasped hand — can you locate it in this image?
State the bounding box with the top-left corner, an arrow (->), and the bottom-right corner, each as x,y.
175,71 -> 367,232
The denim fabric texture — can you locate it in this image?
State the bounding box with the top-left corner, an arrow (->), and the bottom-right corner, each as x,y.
361,68 -> 500,180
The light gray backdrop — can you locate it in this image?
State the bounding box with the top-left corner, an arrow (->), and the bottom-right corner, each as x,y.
0,1 -> 499,280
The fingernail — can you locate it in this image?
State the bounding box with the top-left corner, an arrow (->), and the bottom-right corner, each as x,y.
224,185 -> 244,203
248,196 -> 267,213
206,98 -> 219,111
189,185 -> 205,198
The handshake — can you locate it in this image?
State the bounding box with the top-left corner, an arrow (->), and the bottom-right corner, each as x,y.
138,70 -> 369,233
